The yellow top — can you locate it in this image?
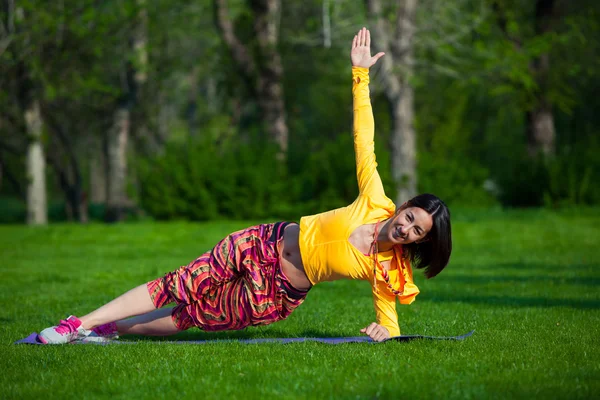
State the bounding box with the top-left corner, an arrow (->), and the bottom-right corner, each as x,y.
298,67 -> 420,337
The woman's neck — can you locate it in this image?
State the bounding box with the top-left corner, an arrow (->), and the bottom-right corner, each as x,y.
375,219 -> 394,252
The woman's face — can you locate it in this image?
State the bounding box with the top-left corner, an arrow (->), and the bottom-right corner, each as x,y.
387,206 -> 433,244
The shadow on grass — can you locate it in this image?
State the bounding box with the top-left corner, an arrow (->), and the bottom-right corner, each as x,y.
441,274 -> 600,287
472,261 -> 599,273
425,261 -> 600,309
426,294 -> 600,309
126,328 -> 336,342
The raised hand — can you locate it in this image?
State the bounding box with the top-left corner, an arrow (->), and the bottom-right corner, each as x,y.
351,27 -> 385,68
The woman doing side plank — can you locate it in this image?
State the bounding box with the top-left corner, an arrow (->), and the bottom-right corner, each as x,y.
38,28 -> 451,344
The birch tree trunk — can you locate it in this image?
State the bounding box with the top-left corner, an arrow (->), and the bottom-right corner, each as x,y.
527,102 -> 555,157
322,0 -> 331,48
366,0 -> 418,203
105,0 -> 146,221
106,108 -> 129,221
391,81 -> 417,203
25,99 -> 47,225
15,5 -> 47,224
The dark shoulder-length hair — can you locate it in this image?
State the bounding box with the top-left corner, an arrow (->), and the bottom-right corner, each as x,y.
400,193 -> 452,279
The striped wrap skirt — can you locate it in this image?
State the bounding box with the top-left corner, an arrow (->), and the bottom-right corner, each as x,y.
146,222 -> 309,331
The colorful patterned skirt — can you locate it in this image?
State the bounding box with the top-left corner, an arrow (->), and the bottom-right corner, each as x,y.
147,222 -> 309,331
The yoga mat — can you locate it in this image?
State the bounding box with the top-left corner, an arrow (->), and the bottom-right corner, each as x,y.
15,330 -> 474,345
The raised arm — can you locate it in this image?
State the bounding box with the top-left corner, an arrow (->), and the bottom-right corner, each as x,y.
351,28 -> 386,197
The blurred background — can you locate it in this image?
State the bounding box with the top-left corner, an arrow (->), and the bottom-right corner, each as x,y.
1,0 -> 599,225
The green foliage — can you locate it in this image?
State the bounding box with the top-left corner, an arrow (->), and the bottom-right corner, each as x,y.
0,197 -> 26,224
294,133 -> 358,212
2,0 -> 600,224
418,153 -> 496,207
0,197 -> 103,223
416,82 -> 497,207
544,137 -> 600,207
294,132 -> 395,212
136,129 -> 396,221
137,136 -> 294,221
490,137 -> 600,208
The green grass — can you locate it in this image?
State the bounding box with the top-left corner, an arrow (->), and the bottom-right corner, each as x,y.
1,209 -> 599,399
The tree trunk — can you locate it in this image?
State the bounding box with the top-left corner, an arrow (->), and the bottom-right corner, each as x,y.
105,1 -> 146,222
253,0 -> 288,156
89,134 -> 107,204
366,0 -> 418,203
16,6 -> 47,224
65,156 -> 88,224
25,99 -> 47,225
256,73 -> 288,156
528,0 -> 556,157
494,0 -> 556,157
106,107 -> 130,222
526,101 -> 555,157
391,85 -> 417,204
215,0 -> 289,157
322,0 -> 331,48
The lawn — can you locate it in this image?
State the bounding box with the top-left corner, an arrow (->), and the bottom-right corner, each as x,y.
1,209 -> 599,399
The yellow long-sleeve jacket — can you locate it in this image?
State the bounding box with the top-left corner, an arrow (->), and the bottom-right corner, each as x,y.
298,67 -> 420,337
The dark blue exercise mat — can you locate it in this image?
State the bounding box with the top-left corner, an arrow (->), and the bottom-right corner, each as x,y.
15,330 -> 474,345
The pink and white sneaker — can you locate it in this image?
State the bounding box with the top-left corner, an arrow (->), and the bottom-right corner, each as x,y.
84,322 -> 119,343
39,316 -> 91,344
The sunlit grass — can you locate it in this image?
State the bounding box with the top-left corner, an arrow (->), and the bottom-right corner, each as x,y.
1,209 -> 599,399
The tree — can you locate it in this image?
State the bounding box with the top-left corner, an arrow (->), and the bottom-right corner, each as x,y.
214,0 -> 289,157
8,2 -> 48,224
493,0 -> 557,157
366,0 -> 418,204
24,99 -> 47,225
105,0 -> 147,222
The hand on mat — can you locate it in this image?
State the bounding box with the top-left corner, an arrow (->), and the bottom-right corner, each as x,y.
360,322 -> 390,342
351,27 -> 385,69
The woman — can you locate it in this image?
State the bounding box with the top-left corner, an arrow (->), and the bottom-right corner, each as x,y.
39,28 -> 451,344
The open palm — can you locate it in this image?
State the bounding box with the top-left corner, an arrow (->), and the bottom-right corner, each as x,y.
351,27 -> 385,68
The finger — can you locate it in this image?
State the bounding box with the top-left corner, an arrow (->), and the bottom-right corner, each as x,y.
352,35 -> 357,49
362,27 -> 367,46
358,28 -> 363,47
366,29 -> 371,47
366,322 -> 377,335
360,327 -> 366,333
370,52 -> 385,67
371,326 -> 382,339
370,323 -> 379,335
371,329 -> 384,342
